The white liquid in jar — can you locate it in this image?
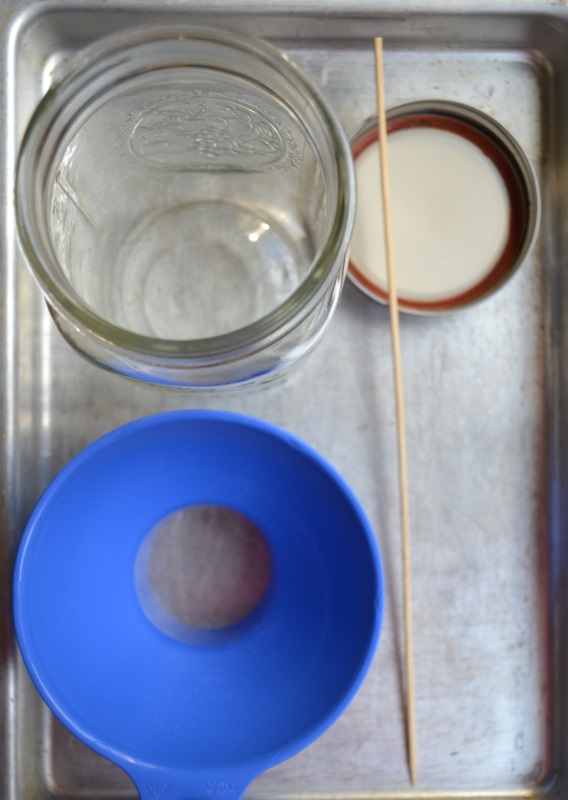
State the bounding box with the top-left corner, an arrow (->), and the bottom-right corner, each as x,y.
349,126 -> 511,302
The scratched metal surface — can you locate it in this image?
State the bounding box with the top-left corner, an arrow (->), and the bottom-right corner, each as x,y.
1,1 -> 566,799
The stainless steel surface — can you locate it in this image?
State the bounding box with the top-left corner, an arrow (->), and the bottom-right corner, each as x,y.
0,1 -> 565,799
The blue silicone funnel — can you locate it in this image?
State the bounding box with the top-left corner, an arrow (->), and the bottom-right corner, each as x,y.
14,411 -> 383,800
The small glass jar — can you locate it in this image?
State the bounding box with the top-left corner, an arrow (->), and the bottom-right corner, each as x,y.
16,25 -> 355,388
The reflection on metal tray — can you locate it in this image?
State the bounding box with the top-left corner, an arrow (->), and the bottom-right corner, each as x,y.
0,2 -> 565,800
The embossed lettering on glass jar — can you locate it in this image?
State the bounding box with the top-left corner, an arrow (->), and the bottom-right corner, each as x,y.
16,26 -> 354,388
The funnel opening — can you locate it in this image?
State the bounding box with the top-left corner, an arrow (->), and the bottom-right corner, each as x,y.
135,504 -> 273,645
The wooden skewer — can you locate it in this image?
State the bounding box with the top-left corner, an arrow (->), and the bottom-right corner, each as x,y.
373,36 -> 417,787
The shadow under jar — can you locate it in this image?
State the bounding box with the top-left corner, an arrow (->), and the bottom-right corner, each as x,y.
15,25 -> 355,389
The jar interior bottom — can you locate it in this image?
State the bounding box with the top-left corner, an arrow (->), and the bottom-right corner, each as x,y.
83,200 -> 314,340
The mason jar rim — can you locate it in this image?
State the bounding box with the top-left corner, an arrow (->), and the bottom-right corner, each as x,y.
15,24 -> 355,360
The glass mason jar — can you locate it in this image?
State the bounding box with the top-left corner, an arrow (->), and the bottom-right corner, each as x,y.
16,25 -> 355,389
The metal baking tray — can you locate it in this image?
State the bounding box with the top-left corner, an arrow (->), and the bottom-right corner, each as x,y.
1,1 -> 566,798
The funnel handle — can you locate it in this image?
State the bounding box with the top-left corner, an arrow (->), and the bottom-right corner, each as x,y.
131,765 -> 255,800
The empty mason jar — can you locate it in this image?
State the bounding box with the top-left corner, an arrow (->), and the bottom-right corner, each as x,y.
16,25 -> 355,388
